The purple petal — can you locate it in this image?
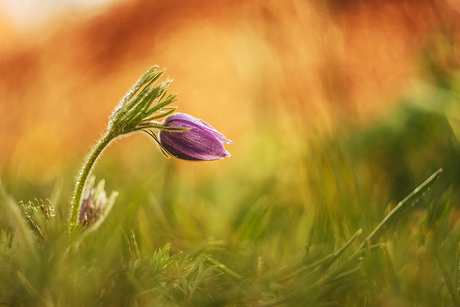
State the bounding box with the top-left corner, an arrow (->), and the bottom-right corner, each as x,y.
159,113 -> 232,161
164,113 -> 233,144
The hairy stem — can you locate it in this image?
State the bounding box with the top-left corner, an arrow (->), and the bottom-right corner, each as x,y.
69,131 -> 116,229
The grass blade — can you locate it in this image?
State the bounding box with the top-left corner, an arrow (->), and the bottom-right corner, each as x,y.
433,242 -> 460,307
359,168 -> 442,250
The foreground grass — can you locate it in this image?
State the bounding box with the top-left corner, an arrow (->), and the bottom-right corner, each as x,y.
2,100 -> 460,306
2,56 -> 460,305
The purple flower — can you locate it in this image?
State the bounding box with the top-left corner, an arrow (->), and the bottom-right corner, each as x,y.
78,178 -> 117,229
78,189 -> 104,227
159,113 -> 233,161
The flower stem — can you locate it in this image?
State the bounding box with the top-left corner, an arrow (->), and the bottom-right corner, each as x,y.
69,131 -> 116,230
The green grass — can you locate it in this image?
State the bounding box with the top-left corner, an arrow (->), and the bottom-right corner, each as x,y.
2,55 -> 460,306
2,103 -> 460,307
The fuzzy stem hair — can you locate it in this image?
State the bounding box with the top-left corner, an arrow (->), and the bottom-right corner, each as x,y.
69,131 -> 116,229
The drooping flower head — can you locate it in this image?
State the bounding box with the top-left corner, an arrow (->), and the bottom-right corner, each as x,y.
159,113 -> 233,161
69,66 -> 233,231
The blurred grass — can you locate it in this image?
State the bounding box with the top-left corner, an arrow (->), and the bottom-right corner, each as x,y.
2,76 -> 460,305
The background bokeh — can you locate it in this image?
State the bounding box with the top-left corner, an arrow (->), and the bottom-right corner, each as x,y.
2,1 -> 460,305
1,0 -> 458,185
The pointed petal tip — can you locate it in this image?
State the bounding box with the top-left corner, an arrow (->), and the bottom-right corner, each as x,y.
216,150 -> 231,160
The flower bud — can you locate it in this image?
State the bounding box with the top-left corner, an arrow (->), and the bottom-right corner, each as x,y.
159,113 -> 233,161
78,177 -> 117,228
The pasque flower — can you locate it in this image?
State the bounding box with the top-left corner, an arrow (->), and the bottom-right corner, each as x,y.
69,66 -> 233,230
78,177 -> 117,229
159,113 -> 233,161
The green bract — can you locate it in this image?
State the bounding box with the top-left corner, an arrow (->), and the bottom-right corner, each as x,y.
108,66 -> 177,136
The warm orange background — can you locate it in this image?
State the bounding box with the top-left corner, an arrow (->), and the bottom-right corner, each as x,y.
0,0 -> 459,183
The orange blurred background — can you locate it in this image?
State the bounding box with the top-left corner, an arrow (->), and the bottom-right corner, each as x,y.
0,0 -> 459,184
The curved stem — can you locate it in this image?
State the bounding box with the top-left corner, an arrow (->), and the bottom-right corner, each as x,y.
69,131 -> 116,229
